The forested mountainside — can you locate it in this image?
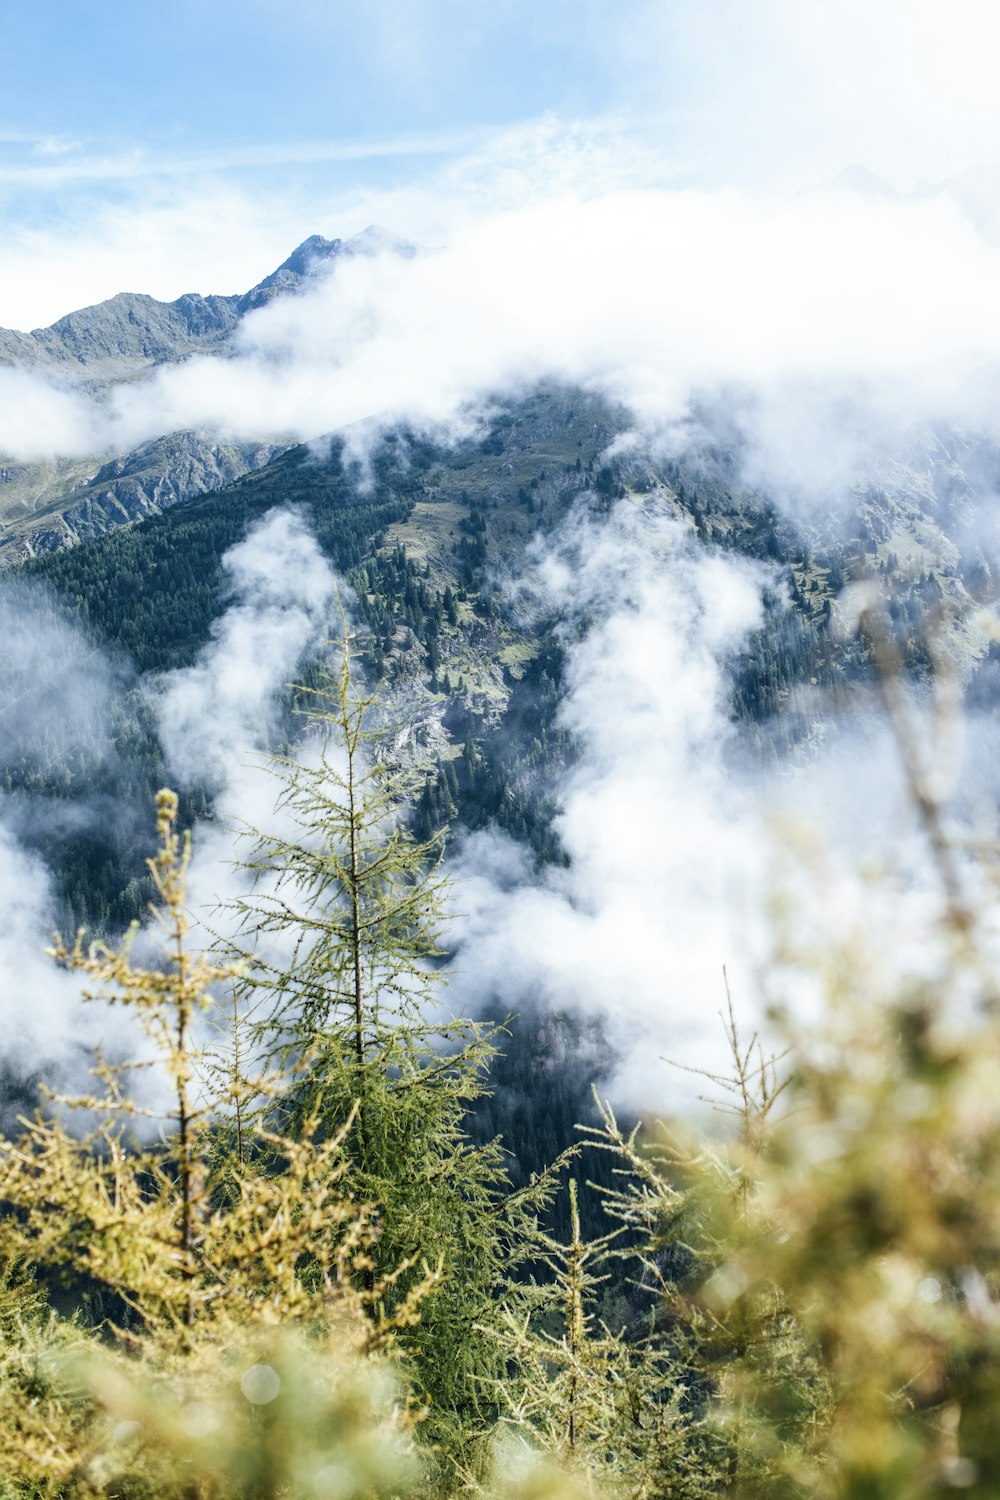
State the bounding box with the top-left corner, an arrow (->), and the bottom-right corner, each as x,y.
1,386 -> 854,931
4,392 -> 1000,1491
5,376 -> 1000,1236
13,383 -> 1000,930
6,294 -> 1000,1496
10,380 -> 1000,942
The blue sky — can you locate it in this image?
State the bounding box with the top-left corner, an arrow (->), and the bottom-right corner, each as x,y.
0,0 -> 658,215
1,1 -> 624,153
2,0 -> 1000,326
0,0 -> 684,322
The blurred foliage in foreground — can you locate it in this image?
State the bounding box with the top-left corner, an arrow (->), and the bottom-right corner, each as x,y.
3,629 -> 1000,1499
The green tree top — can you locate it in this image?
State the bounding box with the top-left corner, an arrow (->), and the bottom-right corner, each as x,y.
226,628 -> 567,1442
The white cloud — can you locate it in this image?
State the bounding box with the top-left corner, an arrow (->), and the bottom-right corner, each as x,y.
444,505 -> 773,1111
443,500 -> 1000,1116
0,583 -> 149,1092
153,507 -> 350,993
0,815 -> 98,1081
6,182 -> 1000,514
156,508 -> 338,794
0,366 -> 100,458
0,511 -> 342,1108
621,0 -> 1000,191
0,511 -> 351,1108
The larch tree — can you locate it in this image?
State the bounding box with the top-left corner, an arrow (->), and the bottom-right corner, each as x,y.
226,629 -> 566,1449
0,788 -> 433,1494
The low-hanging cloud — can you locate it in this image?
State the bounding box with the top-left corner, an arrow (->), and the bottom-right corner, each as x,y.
443,498 -> 1000,1115
156,507 -> 338,796
444,503 -> 772,1110
0,513 -> 339,1101
0,579 -> 131,775
0,815 -> 99,1088
154,507 -> 347,977
6,184 -> 1000,515
0,581 -> 147,1090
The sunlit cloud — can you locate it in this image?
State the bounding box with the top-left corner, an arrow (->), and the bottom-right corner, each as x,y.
4,182 -> 1000,521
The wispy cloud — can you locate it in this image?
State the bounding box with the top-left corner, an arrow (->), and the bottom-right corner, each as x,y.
616,0 -> 1000,190
0,113 -> 684,328
445,506 -> 771,1109
0,126 -> 490,190
443,498 -> 1000,1113
156,508 -> 337,795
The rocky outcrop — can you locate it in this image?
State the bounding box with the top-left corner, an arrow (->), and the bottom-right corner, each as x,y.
0,432 -> 284,562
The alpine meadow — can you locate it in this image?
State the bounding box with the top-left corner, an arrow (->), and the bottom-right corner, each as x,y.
5,3 -> 1000,1496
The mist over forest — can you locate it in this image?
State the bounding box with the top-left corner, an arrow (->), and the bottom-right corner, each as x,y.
3,2 -> 1000,1495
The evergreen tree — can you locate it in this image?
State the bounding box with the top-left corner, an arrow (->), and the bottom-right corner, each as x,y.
492,1178 -> 721,1498
0,789 -> 432,1493
581,1000 -> 829,1499
227,631 -> 564,1445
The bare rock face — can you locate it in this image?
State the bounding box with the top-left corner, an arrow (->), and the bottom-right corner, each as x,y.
0,433 -> 285,563
236,234 -> 348,314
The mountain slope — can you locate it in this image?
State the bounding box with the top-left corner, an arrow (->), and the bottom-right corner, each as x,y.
18,379 -> 990,927
0,433 -> 285,560
9,384 -> 1000,1235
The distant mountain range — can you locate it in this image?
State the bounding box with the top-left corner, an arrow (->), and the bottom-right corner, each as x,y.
0,227 -> 412,382
0,228 -> 414,559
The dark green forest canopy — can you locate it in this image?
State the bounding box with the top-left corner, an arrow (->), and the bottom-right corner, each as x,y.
1,388 -> 874,938
19,435 -> 417,674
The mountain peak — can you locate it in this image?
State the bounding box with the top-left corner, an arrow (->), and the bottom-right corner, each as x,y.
243,227 -> 416,312
250,235 -> 345,299
0,226 -> 419,376
264,226 -> 416,279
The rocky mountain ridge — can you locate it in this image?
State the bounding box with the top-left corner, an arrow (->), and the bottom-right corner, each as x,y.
0,229 -> 410,561
0,228 -> 402,381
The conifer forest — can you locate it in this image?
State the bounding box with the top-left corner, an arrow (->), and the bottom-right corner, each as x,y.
5,5 -> 1000,1497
